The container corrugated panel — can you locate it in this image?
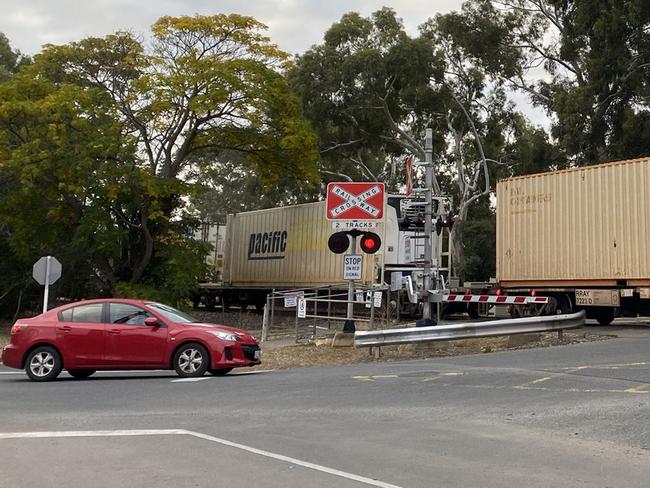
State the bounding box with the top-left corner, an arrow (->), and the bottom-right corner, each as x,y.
497,157 -> 650,286
222,201 -> 378,288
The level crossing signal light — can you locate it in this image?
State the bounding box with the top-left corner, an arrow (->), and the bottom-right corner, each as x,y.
435,211 -> 456,235
328,232 -> 350,254
327,230 -> 382,254
359,232 -> 381,254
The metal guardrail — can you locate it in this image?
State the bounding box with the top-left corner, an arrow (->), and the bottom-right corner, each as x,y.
354,310 -> 586,347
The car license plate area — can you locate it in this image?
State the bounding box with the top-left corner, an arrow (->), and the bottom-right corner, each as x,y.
575,289 -> 620,307
254,350 -> 261,360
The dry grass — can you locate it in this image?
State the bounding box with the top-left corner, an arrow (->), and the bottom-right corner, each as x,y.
0,325 -> 10,360
255,331 -> 609,370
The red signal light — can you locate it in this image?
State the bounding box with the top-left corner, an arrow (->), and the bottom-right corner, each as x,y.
328,232 -> 350,254
531,289 -> 537,297
360,232 -> 381,254
495,289 -> 502,296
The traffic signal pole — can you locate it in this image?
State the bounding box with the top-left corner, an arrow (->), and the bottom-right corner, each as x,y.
347,234 -> 357,322
420,128 -> 435,326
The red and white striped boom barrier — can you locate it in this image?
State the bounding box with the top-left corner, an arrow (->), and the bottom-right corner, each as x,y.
442,294 -> 548,305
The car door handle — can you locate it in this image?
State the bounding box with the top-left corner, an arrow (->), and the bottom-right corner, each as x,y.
108,329 -> 121,335
57,326 -> 72,333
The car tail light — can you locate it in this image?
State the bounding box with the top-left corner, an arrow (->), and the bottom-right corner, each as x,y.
11,323 -> 28,334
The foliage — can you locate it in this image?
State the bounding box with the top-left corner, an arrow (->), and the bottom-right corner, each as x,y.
289,8 -> 446,188
0,32 -> 30,82
0,17 -> 319,318
437,0 -> 650,164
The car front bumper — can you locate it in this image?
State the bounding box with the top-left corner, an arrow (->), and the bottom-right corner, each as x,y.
215,342 -> 261,368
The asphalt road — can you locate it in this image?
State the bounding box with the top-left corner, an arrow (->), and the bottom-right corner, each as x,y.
1,325 -> 649,488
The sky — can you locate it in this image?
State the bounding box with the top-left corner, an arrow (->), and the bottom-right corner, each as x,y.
0,0 -> 548,126
2,0 -> 463,56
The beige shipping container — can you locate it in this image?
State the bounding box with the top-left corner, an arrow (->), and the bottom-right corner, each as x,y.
497,157 -> 650,288
222,201 -> 381,288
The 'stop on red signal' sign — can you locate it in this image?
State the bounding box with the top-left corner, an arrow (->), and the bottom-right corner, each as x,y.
326,182 -> 385,221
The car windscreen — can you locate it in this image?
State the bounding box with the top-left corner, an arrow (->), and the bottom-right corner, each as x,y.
146,303 -> 196,323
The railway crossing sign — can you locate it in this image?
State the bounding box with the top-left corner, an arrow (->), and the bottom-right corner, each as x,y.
326,182 -> 385,221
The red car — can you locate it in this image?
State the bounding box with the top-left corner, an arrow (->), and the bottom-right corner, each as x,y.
2,299 -> 261,381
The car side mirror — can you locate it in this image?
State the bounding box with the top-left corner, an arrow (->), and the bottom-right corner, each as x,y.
144,317 -> 159,327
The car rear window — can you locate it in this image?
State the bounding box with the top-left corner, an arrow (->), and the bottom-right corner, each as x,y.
60,303 -> 103,323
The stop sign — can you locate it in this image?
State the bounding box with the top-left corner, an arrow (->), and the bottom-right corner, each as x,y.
32,256 -> 62,286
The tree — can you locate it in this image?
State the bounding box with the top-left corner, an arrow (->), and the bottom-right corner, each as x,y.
291,8 -> 534,278
289,8 -> 446,191
435,0 -> 650,164
33,14 -> 318,278
0,32 -> 29,82
0,15 -> 319,315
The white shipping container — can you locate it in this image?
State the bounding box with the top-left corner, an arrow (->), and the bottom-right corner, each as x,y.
222,201 -> 386,288
497,157 -> 650,287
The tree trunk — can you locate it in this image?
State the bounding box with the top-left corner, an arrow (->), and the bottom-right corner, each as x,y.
449,224 -> 464,281
130,207 -> 154,283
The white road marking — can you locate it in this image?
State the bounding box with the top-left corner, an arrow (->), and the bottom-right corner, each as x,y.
171,377 -> 211,383
0,429 -> 186,439
171,370 -> 275,382
230,369 -> 275,375
0,429 -> 404,488
186,430 -> 403,488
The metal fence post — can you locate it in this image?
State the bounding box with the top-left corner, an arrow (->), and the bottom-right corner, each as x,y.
261,296 -> 270,343
294,305 -> 300,344
313,289 -> 318,339
270,288 -> 276,333
327,286 -> 332,329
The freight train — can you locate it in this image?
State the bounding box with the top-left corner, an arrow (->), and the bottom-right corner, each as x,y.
482,155 -> 650,325
192,195 -> 449,313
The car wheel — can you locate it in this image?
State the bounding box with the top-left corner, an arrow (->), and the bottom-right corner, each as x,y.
25,346 -> 63,382
174,343 -> 209,378
209,368 -> 233,376
67,369 -> 96,380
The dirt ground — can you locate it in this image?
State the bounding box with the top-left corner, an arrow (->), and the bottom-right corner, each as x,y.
255,331 -> 609,370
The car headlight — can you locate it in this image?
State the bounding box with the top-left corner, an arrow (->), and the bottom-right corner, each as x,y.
209,331 -> 240,342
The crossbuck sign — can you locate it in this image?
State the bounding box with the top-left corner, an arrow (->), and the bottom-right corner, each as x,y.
326,182 -> 385,221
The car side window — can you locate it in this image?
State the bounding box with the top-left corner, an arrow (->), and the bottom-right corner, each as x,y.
60,304 -> 104,323
109,303 -> 152,326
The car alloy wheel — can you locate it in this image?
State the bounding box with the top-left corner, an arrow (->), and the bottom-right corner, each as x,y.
173,343 -> 209,378
25,346 -> 63,382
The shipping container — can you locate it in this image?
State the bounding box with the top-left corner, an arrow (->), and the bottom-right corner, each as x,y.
222,201 -> 382,288
193,196 -> 450,313
497,157 -> 650,288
